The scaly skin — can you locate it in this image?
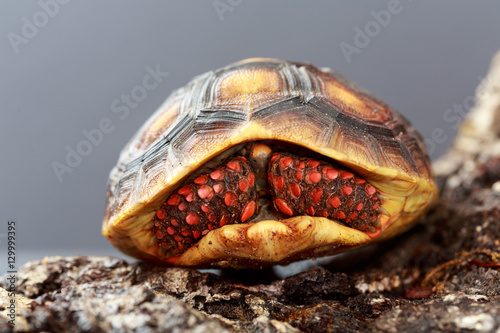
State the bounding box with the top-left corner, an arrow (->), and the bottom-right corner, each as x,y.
268,153 -> 381,233
152,156 -> 258,257
152,151 -> 382,257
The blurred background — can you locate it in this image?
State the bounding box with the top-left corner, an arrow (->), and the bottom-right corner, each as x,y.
1,1 -> 500,276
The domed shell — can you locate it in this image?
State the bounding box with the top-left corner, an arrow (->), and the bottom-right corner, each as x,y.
102,58 -> 437,268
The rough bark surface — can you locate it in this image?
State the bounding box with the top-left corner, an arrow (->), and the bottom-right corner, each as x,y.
2,52 -> 500,332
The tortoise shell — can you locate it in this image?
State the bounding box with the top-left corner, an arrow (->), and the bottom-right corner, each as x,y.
102,58 -> 437,268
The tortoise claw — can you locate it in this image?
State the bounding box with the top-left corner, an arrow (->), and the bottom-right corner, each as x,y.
377,206 -> 390,216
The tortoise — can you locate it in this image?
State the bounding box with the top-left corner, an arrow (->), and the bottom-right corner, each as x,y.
102,58 -> 438,269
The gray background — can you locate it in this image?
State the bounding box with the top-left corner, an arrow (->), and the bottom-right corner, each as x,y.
1,1 -> 500,275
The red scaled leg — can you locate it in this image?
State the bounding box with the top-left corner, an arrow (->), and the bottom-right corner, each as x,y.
152,156 -> 258,256
268,153 -> 382,233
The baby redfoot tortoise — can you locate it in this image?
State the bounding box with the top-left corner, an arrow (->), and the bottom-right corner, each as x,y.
102,58 -> 437,268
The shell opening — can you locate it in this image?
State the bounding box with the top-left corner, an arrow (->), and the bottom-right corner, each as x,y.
151,141 -> 383,259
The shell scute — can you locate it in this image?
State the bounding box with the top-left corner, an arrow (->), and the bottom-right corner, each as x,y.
215,68 -> 287,108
